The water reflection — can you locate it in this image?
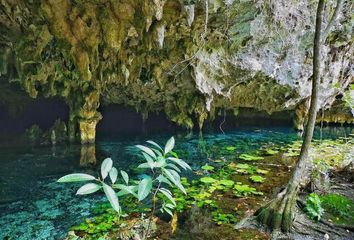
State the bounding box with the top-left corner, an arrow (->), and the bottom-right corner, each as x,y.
80,144 -> 97,167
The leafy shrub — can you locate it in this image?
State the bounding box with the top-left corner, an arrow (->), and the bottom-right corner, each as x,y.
304,193 -> 324,221
58,137 -> 191,236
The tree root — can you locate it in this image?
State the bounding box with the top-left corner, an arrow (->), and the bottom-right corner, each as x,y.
235,195 -> 354,240
255,188 -> 297,233
292,211 -> 351,238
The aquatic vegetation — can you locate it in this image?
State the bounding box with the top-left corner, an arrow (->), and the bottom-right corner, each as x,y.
285,140 -> 302,157
2,128 -> 354,240
233,184 -> 263,197
249,175 -> 266,183
263,149 -> 279,155
304,193 -> 324,221
225,146 -> 237,151
239,154 -> 264,161
172,156 -> 266,226
228,163 -> 257,174
219,179 -> 235,187
201,164 -> 215,171
58,137 -> 191,238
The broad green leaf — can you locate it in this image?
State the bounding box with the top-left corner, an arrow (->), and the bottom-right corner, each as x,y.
138,163 -> 152,169
250,175 -> 265,183
166,163 -> 181,172
163,169 -> 186,194
155,156 -> 167,168
225,146 -> 236,151
101,158 -> 113,180
57,173 -> 95,183
142,152 -> 155,169
116,185 -> 138,198
120,170 -> 129,185
219,179 -> 234,187
164,137 -> 175,155
76,183 -> 101,195
159,188 -> 176,206
239,154 -> 264,161
168,169 -> 181,182
156,175 -> 173,186
151,148 -> 163,157
102,183 -> 120,214
138,176 -> 152,201
115,184 -> 138,198
200,176 -> 217,184
165,203 -> 175,209
201,164 -> 214,171
163,206 -> 173,217
170,151 -> 179,158
168,157 -> 191,170
109,167 -> 118,184
146,140 -> 163,151
136,145 -> 156,159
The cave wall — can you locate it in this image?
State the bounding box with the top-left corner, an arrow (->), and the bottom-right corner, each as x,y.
0,0 -> 353,143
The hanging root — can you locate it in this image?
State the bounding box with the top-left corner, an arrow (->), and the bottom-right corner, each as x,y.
255,187 -> 298,235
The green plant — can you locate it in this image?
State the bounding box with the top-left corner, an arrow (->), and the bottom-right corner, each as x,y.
228,163 -> 257,174
200,176 -> 217,184
239,154 -> 264,161
249,175 -> 265,183
304,193 -> 324,221
233,183 -> 263,197
58,137 -> 191,238
225,146 -> 236,151
201,164 -> 215,171
218,179 -> 234,187
320,194 -> 354,222
212,210 -> 238,225
264,149 -> 279,155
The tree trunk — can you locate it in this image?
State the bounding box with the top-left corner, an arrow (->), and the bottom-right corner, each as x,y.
255,0 -> 344,237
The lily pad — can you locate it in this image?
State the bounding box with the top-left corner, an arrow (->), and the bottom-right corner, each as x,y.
264,149 -> 279,155
235,163 -> 250,169
250,175 -> 265,183
239,154 -> 264,161
256,169 -> 269,175
201,164 -> 215,171
233,184 -> 263,197
225,146 -> 236,151
219,179 -> 235,187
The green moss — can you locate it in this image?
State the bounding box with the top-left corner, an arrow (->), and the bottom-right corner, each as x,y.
320,194 -> 354,225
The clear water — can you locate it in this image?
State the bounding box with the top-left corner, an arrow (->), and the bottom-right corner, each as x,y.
0,126 -> 353,240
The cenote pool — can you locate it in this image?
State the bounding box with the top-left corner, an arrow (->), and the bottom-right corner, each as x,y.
0,126 -> 353,240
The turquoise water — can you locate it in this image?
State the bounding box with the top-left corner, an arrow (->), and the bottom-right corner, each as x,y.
0,126 -> 353,239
